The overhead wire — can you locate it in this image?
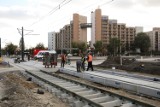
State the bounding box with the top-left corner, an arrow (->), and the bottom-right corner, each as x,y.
100,0 -> 114,7
49,0 -> 115,32
29,0 -> 72,27
47,0 -> 68,15
29,0 -> 115,33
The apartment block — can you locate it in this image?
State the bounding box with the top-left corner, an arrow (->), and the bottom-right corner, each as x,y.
48,32 -> 56,50
91,9 -> 101,47
146,27 -> 160,51
49,8 -> 146,53
126,27 -> 136,50
73,13 -> 87,43
91,8 -> 136,52
55,32 -> 61,50
49,13 -> 87,52
55,26 -> 71,51
101,16 -> 109,45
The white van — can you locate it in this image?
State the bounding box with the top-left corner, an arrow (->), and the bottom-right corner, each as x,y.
34,50 -> 56,60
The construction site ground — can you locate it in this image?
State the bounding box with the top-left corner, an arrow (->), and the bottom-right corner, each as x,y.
0,56 -> 160,107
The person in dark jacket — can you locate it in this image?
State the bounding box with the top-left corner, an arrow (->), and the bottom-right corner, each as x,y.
61,53 -> 66,68
81,55 -> 86,71
76,59 -> 82,72
28,53 -> 30,61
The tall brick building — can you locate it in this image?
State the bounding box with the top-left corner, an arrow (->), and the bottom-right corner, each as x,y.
91,8 -> 141,52
48,8 -> 145,54
146,27 -> 160,51
53,13 -> 87,52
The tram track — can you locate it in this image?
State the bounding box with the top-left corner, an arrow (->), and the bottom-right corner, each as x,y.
26,69 -> 155,107
11,62 -> 155,107
15,67 -> 154,107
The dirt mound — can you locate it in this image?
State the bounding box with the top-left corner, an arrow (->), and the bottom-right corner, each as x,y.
0,71 -> 69,107
97,56 -> 160,75
102,56 -> 135,65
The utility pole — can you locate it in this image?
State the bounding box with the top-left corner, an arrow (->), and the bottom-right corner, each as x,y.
0,38 -> 1,57
21,27 -> 24,61
17,26 -> 39,61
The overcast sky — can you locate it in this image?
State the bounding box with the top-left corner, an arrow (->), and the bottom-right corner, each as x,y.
0,0 -> 160,48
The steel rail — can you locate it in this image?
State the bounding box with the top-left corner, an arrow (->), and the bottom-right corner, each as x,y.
10,62 -> 156,107
24,69 -> 154,107
25,70 -> 103,107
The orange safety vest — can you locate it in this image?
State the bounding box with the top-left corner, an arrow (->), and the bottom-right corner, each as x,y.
88,54 -> 92,62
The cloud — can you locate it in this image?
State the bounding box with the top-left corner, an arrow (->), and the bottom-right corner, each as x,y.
0,6 -> 37,20
111,0 -> 135,9
0,22 -> 11,28
139,0 -> 160,7
111,0 -> 160,10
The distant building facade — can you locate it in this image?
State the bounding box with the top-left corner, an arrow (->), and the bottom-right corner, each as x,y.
146,27 -> 160,51
91,8 -> 143,52
48,13 -> 87,53
49,8 -> 160,54
48,32 -> 56,50
72,13 -> 87,43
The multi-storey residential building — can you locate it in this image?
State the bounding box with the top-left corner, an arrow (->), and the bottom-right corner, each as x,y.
101,16 -> 109,45
73,13 -> 87,43
117,23 -> 126,51
126,27 -> 136,50
118,23 -> 126,44
146,27 -> 160,51
49,13 -> 87,53
91,8 -> 137,52
49,8 -> 146,53
55,32 -> 61,50
48,32 -> 56,50
91,9 -> 101,47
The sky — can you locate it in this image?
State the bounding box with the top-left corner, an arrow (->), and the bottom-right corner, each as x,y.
0,0 -> 160,48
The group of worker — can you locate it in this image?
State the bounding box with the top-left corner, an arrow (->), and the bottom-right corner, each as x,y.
60,52 -> 94,72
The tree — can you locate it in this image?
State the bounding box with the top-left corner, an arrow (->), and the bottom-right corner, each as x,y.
72,42 -> 78,48
5,43 -> 17,55
93,41 -> 102,54
107,37 -> 120,56
35,43 -> 45,49
133,32 -> 150,54
72,41 -> 87,53
78,42 -> 87,53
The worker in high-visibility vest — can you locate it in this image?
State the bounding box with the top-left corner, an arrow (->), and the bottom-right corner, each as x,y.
86,52 -> 94,71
